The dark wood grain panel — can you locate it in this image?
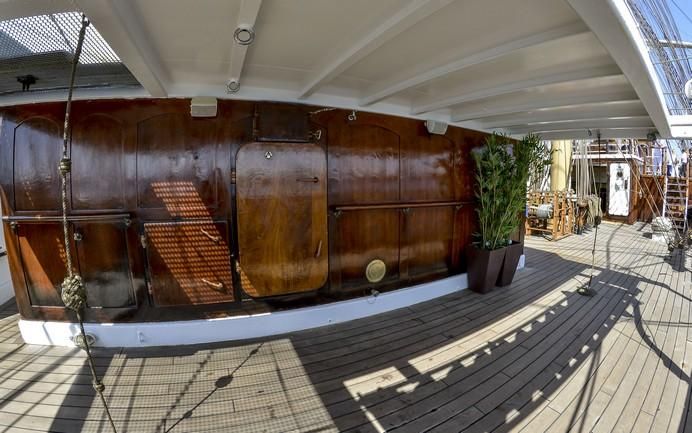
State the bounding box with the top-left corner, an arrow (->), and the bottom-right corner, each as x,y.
328,123 -> 400,205
15,223 -> 71,306
236,142 -> 328,297
254,102 -> 310,142
0,99 -> 497,322
405,206 -> 455,276
13,117 -> 62,211
401,134 -> 455,202
136,113 -> 218,213
144,221 -> 234,306
74,222 -> 135,308
71,114 -> 125,210
333,209 -> 400,289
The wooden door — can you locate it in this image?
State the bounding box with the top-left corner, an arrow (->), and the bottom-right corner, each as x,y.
144,221 -> 235,306
15,223 -> 72,306
74,222 -> 135,308
236,142 -> 328,297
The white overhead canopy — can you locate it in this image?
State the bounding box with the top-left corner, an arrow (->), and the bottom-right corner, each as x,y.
0,0 -> 689,139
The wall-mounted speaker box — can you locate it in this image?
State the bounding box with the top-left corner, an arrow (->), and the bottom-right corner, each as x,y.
190,97 -> 218,118
425,119 -> 448,135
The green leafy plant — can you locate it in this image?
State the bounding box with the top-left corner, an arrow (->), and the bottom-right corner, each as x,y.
473,132 -> 550,250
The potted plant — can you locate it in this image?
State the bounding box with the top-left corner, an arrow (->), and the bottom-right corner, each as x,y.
468,133 -> 549,292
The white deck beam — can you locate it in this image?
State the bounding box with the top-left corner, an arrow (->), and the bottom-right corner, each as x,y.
412,64 -> 622,115
538,127 -> 655,140
481,100 -> 647,129
74,0 -> 169,97
505,116 -> 653,135
227,0 -> 263,89
566,0 -> 671,137
360,21 -> 589,106
452,91 -> 638,122
298,0 -> 455,99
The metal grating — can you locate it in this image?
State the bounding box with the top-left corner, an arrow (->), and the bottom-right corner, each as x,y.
0,11 -> 140,96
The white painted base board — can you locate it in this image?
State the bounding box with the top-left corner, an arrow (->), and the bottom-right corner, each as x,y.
19,255 -> 525,348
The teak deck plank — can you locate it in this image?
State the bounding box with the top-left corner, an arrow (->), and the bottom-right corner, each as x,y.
0,222 -> 690,432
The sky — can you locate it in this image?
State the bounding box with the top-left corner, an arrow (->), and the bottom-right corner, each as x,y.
670,0 -> 692,41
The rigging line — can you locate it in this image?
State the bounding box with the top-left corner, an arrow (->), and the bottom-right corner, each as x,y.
670,0 -> 692,28
58,14 -> 118,433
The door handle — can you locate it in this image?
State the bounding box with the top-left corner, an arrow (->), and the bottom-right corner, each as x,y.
200,228 -> 222,244
201,278 -> 224,291
297,177 -> 319,183
315,240 -> 322,258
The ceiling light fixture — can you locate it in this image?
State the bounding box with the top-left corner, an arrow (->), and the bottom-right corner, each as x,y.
226,79 -> 240,93
234,25 -> 255,45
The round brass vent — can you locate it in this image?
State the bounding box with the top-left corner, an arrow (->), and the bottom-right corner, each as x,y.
365,259 -> 386,283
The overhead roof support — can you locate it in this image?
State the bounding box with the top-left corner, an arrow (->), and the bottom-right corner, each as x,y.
227,0 -> 262,91
74,0 -> 169,97
412,64 -> 622,114
360,21 -> 589,106
298,0 -> 455,99
566,0 -> 671,137
481,100 -> 647,129
452,89 -> 639,122
539,127 -> 656,140
505,116 -> 654,135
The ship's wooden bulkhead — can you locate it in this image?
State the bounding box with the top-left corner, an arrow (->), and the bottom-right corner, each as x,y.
0,99 -> 488,322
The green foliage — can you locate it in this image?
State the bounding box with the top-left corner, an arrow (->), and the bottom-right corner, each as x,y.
473,132 -> 551,250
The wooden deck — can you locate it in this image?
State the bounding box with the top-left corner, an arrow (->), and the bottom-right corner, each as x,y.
0,222 -> 690,433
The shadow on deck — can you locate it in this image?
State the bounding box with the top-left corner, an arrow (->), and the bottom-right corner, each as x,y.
0,223 -> 689,432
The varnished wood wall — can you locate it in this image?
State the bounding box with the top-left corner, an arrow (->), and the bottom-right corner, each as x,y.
0,99 -> 488,322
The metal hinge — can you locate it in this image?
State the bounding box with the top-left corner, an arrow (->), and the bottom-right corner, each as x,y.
146,281 -> 153,295
231,169 -> 236,184
140,234 -> 147,249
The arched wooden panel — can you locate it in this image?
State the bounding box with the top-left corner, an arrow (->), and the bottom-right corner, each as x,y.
71,114 -> 125,210
236,142 -> 328,297
401,134 -> 455,201
136,113 -> 219,214
328,124 -> 400,205
13,117 -> 61,211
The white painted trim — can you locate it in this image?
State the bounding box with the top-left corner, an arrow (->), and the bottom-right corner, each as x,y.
74,0 -> 170,97
360,21 -> 590,106
20,273 -> 467,348
298,0 -> 455,99
412,67 -> 623,115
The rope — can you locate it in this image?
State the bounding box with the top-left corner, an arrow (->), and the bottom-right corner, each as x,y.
58,14 -> 118,433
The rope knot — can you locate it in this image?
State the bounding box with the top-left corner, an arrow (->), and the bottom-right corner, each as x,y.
61,274 -> 86,311
58,157 -> 72,175
93,380 -> 105,393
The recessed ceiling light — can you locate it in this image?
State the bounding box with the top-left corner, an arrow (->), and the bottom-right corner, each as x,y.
234,26 -> 255,45
226,79 -> 240,93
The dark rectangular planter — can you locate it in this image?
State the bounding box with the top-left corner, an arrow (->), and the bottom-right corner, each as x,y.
497,241 -> 523,287
466,244 -> 506,294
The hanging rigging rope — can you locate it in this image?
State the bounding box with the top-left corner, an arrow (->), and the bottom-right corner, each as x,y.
578,131 -> 603,296
58,14 -> 118,433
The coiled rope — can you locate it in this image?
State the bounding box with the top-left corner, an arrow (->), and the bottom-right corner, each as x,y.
58,14 -> 118,433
